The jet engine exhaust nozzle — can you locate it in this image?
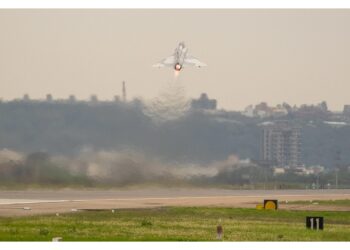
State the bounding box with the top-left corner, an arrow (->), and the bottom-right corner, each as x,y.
174,63 -> 182,71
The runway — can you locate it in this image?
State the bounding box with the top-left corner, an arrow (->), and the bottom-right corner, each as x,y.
0,188 -> 349,216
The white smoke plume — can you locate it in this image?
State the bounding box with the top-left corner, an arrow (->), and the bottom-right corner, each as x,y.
143,75 -> 190,123
0,147 -> 245,186
52,147 -> 242,184
0,148 -> 24,164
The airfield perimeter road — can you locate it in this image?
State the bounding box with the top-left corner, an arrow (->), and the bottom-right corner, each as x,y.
0,189 -> 349,216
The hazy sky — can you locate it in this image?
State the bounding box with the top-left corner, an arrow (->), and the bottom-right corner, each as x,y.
0,9 -> 350,110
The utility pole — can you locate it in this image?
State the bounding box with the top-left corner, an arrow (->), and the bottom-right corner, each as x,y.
122,81 -> 126,102
335,169 -> 338,189
335,150 -> 341,189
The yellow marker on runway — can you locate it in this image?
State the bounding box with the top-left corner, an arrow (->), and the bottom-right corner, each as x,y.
264,200 -> 278,210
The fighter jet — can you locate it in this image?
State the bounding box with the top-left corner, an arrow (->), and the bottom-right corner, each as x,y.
153,42 -> 207,71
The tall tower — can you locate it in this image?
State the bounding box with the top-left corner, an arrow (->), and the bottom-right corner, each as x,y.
122,81 -> 126,102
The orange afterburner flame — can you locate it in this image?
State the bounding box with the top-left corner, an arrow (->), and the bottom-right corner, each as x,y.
174,63 -> 182,71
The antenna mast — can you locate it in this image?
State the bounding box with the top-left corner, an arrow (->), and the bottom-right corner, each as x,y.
122,81 -> 126,102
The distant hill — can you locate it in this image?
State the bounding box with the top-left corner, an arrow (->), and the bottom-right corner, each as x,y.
0,100 -> 349,167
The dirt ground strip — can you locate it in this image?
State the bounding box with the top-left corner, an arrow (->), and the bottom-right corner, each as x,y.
0,189 -> 349,216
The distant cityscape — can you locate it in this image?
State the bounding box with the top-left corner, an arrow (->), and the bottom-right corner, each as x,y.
3,91 -> 350,128
1,86 -> 350,183
0,89 -> 349,188
3,91 -> 350,117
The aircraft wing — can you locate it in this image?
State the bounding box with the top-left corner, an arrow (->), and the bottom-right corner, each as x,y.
152,55 -> 175,68
184,55 -> 207,68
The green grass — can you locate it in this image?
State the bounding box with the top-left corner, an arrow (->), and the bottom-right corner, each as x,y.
0,207 -> 349,241
286,199 -> 350,206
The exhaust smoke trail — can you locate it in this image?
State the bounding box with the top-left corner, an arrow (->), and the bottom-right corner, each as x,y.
53,148 -> 242,185
0,147 -> 251,187
143,73 -> 190,123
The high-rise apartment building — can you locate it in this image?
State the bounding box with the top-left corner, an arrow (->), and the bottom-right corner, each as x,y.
261,121 -> 301,168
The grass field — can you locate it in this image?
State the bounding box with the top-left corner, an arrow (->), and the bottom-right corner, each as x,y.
0,207 -> 349,241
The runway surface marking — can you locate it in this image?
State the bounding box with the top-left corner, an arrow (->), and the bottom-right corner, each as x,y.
0,200 -> 68,205
71,193 -> 350,201
1,193 -> 348,205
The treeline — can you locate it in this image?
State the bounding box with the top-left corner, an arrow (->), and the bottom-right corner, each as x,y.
0,101 -> 349,167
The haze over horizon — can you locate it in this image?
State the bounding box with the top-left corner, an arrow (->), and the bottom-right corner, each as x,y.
0,9 -> 350,111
